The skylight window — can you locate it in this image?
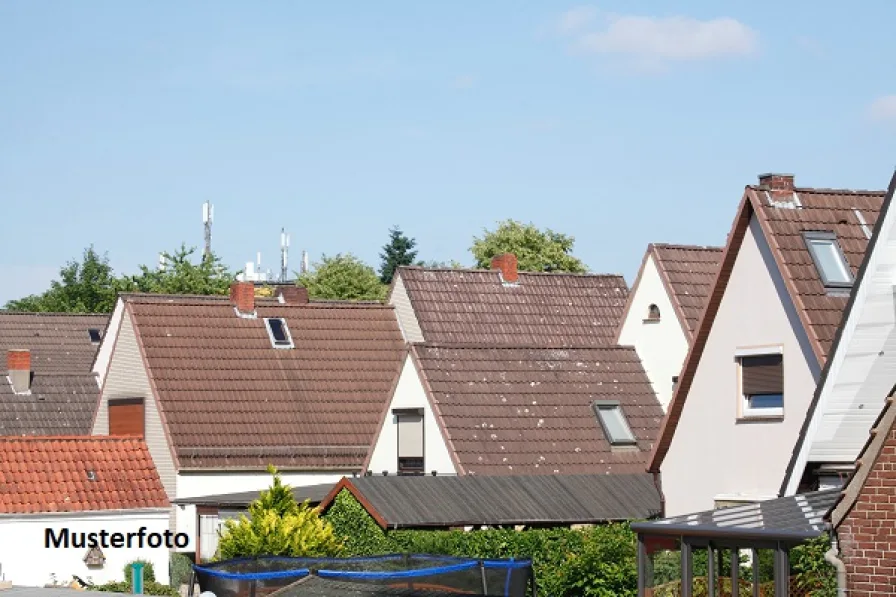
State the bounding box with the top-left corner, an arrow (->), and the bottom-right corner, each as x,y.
264,318 -> 294,349
804,231 -> 853,289
591,401 -> 637,446
88,328 -> 102,344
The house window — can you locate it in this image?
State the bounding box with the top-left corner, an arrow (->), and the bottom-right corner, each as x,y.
804,231 -> 853,289
264,318 -> 294,349
738,353 -> 784,418
591,401 -> 637,445
395,408 -> 424,474
645,304 -> 661,322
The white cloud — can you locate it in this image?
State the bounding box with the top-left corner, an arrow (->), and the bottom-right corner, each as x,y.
869,96 -> 896,122
453,74 -> 476,89
558,12 -> 758,70
557,6 -> 598,34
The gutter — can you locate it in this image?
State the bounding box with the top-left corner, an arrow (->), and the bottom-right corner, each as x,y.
825,525 -> 847,596
652,471 -> 666,518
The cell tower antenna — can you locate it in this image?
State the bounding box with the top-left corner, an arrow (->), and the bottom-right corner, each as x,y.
301,250 -> 309,274
280,228 -> 290,282
202,201 -> 214,259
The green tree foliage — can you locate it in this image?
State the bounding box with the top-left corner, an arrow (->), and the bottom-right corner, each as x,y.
790,535 -> 837,596
417,260 -> 466,269
121,244 -> 233,296
470,220 -> 588,273
379,226 -> 419,284
298,254 -> 387,301
216,466 -> 343,559
4,246 -> 124,313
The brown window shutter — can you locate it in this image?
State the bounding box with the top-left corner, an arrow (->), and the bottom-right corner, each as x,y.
741,355 -> 783,395
109,398 -> 145,437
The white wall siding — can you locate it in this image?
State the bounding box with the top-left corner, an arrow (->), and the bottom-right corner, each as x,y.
389,273 -> 424,343
367,357 -> 457,475
92,298 -> 125,388
661,217 -> 820,515
0,510 -> 171,587
616,254 -> 689,411
93,310 -> 178,518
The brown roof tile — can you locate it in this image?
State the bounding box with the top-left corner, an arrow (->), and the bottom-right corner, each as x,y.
0,436 -> 169,513
413,344 -> 662,476
0,312 -> 108,372
650,244 -> 723,337
398,267 -> 629,346
127,296 -> 406,470
649,181 -> 886,473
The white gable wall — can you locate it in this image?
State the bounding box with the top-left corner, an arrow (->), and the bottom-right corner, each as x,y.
389,273 -> 424,343
92,298 -> 125,388
783,200 -> 896,494
367,357 -> 456,475
617,254 -> 690,411
661,216 -> 821,515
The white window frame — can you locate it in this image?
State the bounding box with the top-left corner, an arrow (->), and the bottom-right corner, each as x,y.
736,347 -> 784,419
591,400 -> 637,446
803,231 -> 853,289
263,317 -> 294,349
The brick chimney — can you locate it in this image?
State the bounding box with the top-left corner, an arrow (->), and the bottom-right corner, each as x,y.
274,285 -> 309,305
490,253 -> 519,284
7,349 -> 31,394
230,281 -> 255,315
758,173 -> 795,192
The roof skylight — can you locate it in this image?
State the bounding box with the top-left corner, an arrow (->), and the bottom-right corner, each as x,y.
88,328 -> 102,344
264,318 -> 294,349
591,400 -> 637,446
804,231 -> 853,289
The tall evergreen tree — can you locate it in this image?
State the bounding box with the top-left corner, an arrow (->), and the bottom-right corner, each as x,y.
378,226 -> 418,284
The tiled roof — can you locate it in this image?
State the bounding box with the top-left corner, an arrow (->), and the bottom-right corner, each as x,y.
649,181 -> 886,473
397,267 -> 629,346
126,295 -> 406,469
412,344 -> 662,475
650,244 -> 723,337
0,312 -> 106,436
0,436 -> 169,513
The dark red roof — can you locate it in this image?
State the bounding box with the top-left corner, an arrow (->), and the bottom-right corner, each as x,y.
126,295 -> 406,470
0,436 -> 169,513
650,244 -> 723,337
412,344 -> 662,476
397,267 -> 629,346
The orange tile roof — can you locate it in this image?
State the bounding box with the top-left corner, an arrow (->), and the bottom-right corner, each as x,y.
0,436 -> 169,514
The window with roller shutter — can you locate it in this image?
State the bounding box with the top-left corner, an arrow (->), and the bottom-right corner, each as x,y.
738,354 -> 783,418
395,408 -> 424,474
109,398 -> 145,436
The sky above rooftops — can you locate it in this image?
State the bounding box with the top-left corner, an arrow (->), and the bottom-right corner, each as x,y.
1,1 -> 895,305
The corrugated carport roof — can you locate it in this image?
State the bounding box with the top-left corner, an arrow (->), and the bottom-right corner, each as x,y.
319,473 -> 661,529
631,489 -> 837,543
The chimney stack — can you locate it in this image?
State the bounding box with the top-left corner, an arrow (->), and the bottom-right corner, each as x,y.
7,349 -> 31,394
275,285 -> 310,305
230,281 -> 256,315
758,173 -> 795,192
490,253 -> 519,284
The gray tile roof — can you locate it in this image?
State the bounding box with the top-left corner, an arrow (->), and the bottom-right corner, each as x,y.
632,489 -> 838,542
320,473 -> 661,528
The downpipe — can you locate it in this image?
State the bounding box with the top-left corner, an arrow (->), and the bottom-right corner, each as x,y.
824,529 -> 847,597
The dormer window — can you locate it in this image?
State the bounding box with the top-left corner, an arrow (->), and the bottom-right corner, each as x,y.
88,328 -> 102,344
591,400 -> 637,446
804,231 -> 853,289
264,318 -> 294,349
645,304 -> 661,322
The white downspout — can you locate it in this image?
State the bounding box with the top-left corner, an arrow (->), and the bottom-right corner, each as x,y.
825,531 -> 847,596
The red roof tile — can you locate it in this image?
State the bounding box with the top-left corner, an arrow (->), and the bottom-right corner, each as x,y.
397,267 -> 629,346
650,244 -> 723,337
0,436 -> 168,513
413,344 -> 662,475
126,296 -> 406,470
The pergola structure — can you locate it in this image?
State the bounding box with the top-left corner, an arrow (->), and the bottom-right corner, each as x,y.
630,490 -> 838,597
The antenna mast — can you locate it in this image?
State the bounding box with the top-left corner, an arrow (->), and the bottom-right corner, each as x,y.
202,201 -> 214,260
301,250 -> 309,274
280,229 -> 290,283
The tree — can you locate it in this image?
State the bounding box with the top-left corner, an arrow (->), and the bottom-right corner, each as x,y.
470,220 -> 588,273
298,254 -> 387,301
216,466 -> 343,560
417,260 -> 466,269
378,226 -> 419,284
121,244 -> 233,296
4,246 -> 125,313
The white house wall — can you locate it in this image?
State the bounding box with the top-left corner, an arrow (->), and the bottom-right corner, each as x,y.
661,216 -> 820,516
367,357 -> 456,475
389,273 -> 424,343
92,298 -> 125,388
616,254 -> 690,411
0,510 -> 171,587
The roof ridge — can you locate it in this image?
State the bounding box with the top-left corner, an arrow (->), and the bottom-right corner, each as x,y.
651,243 -> 724,252
748,185 -> 886,196
0,311 -> 109,318
0,435 -> 143,442
415,342 -> 636,351
399,265 -> 625,279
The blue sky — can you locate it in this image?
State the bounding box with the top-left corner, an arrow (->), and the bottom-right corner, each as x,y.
2,1 -> 895,304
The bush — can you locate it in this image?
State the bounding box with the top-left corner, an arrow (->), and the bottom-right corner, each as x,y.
217,465 -> 344,559
122,559 -> 155,583
169,552 -> 194,587
91,580 -> 179,596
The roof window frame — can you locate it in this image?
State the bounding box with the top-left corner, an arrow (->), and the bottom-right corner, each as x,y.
803,231 -> 853,290
263,317 -> 294,349
591,400 -> 638,446
88,328 -> 102,344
